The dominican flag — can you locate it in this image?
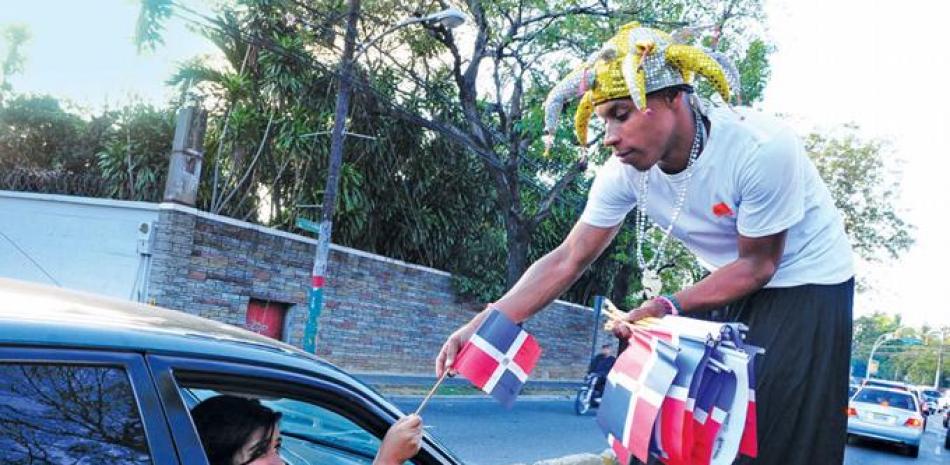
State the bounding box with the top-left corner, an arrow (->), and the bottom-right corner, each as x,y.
710,348 -> 750,465
452,309 -> 541,409
690,355 -> 737,465
681,342 -> 718,465
739,350 -> 760,458
597,330 -> 678,465
655,336 -> 706,465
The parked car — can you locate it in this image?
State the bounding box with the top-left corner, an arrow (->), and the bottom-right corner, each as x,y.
847,386 -> 925,457
0,278 -> 464,465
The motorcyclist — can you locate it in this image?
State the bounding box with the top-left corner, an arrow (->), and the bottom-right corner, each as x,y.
587,343 -> 616,396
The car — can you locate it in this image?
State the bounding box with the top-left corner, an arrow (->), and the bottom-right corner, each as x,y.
920,388 -> 941,414
940,392 -> 950,411
848,386 -> 925,457
0,278 -> 464,465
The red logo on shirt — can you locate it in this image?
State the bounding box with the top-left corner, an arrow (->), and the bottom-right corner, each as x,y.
712,202 -> 734,217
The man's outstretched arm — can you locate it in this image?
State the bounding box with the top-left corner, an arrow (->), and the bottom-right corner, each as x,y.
435,221 -> 620,377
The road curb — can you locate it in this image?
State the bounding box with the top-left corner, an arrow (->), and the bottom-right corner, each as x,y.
528,450 -> 616,465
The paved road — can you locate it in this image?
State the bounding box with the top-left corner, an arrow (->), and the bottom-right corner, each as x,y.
392,397 -> 949,465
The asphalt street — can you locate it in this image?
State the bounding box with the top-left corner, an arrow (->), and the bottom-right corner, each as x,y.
392,396 -> 949,465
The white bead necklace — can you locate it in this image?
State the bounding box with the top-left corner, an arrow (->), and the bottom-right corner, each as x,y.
635,104 -> 706,298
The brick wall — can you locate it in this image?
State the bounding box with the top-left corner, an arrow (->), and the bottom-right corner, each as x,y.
149,206 -> 612,380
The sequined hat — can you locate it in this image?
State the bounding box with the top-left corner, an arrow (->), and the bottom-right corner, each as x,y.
542,22 -> 738,154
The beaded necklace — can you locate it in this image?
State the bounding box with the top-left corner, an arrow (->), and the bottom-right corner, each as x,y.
635,104 -> 706,298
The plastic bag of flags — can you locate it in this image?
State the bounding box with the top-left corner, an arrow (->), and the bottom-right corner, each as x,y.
598,302 -> 763,465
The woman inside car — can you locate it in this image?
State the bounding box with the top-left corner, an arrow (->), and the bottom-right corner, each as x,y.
191,395 -> 423,465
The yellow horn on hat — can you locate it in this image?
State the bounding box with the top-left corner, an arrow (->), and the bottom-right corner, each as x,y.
665,44 -> 731,102
573,90 -> 595,147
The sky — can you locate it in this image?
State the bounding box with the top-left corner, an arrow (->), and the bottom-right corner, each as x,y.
3,0 -> 948,328
760,0 -> 950,329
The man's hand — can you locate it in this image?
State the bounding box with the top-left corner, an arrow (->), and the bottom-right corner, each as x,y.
374,414 -> 423,465
435,312 -> 487,378
610,299 -> 667,340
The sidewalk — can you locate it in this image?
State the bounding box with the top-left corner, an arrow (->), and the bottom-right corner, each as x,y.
353,372 -> 583,397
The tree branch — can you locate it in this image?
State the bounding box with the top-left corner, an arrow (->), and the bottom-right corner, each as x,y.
214,111 -> 275,213
530,159 -> 587,228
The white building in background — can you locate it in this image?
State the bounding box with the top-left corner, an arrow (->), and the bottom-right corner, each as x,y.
0,190 -> 159,302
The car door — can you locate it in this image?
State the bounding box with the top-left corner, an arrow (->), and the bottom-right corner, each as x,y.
0,347 -> 179,464
146,354 -> 462,465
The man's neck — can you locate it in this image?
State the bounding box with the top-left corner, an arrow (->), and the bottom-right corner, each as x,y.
658,115 -> 708,175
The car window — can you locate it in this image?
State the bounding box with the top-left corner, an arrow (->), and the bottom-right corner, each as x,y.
0,363 -> 152,464
182,387 -> 383,465
854,388 -> 917,411
922,389 -> 940,399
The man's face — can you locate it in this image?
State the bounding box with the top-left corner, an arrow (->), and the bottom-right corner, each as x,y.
595,95 -> 677,172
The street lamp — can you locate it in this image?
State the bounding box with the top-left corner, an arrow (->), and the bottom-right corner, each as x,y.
866,332 -> 895,379
355,7 -> 468,57
302,4 -> 468,354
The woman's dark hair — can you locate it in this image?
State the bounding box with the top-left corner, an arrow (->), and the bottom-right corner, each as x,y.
191,395 -> 283,465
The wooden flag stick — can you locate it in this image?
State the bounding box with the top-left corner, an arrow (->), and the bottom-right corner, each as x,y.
414,371 -> 450,416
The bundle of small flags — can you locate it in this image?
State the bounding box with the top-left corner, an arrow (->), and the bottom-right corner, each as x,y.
451,308 -> 542,408
598,301 -> 763,465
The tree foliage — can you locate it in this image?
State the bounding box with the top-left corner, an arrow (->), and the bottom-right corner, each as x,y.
851,312 -> 948,387
0,23 -> 31,103
96,103 -> 177,202
805,127 -> 914,260
0,95 -> 174,202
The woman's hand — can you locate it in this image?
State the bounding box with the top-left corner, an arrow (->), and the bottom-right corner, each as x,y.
374,414 -> 424,465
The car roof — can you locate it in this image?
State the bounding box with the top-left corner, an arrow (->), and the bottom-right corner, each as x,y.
856,386 -> 917,398
862,378 -> 910,389
0,278 -> 364,389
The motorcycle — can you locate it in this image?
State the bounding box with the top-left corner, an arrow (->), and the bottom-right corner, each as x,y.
574,372 -> 605,415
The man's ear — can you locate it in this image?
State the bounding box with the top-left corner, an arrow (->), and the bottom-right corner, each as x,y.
671,89 -> 688,108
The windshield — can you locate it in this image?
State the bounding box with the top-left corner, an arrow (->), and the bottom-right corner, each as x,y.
921,389 -> 941,400
854,388 -> 917,411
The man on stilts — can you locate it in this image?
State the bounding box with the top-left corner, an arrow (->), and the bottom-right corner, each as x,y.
436,22 -> 854,465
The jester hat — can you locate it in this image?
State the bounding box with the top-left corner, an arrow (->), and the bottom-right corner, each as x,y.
542,22 -> 739,153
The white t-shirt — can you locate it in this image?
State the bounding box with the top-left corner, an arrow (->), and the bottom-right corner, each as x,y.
579,106 -> 854,287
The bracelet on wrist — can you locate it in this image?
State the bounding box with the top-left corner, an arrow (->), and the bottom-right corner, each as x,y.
654,295 -> 682,316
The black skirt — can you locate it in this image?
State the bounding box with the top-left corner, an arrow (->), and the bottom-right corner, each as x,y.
720,278 -> 855,465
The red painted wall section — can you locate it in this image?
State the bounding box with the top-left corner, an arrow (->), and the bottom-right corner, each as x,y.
246,299 -> 288,340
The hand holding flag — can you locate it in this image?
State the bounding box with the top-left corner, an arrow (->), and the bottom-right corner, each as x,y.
450,308 -> 542,409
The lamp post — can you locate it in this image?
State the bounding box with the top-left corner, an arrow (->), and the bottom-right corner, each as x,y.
866,332 -> 895,379
302,4 -> 468,353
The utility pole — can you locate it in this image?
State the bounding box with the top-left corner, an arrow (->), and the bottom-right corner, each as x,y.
935,328 -> 945,389
163,106 -> 208,206
303,0 -> 360,353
